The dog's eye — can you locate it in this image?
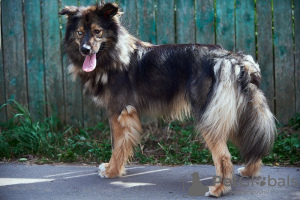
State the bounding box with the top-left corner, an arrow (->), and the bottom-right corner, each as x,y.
94,29 -> 102,35
77,31 -> 83,36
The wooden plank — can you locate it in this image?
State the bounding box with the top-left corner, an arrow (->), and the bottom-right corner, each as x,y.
215,0 -> 235,50
2,1 -> 28,119
41,0 -> 65,120
24,0 -> 46,121
136,0 -> 157,123
119,0 -> 138,36
156,0 -> 175,44
83,96 -> 102,127
79,0 -> 97,6
295,0 -> 300,114
273,0 -> 295,124
195,0 -> 215,44
236,0 -> 255,57
96,0 -> 109,4
136,0 -> 156,44
176,0 -> 195,44
256,0 -> 274,112
61,0 -> 83,125
0,1 -> 6,122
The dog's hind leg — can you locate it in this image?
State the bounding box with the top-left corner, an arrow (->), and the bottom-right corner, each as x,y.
99,105 -> 141,178
203,138 -> 233,197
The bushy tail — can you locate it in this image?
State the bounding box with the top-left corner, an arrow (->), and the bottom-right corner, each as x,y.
199,51 -> 276,163
236,84 -> 276,164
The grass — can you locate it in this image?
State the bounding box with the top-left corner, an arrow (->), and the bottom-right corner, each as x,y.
0,100 -> 299,166
0,101 -> 112,163
135,118 -> 300,166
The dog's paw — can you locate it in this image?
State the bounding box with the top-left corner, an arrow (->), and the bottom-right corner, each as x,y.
237,167 -> 249,178
204,186 -> 220,198
205,191 -> 217,197
237,167 -> 245,176
205,185 -> 231,197
98,163 -> 125,178
98,163 -> 109,178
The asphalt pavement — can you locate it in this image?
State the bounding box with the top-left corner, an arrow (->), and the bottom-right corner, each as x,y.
0,163 -> 299,200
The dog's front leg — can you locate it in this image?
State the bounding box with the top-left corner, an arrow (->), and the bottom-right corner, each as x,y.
99,106 -> 142,178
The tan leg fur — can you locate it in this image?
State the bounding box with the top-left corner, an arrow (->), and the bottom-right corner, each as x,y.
99,105 -> 141,178
204,138 -> 233,197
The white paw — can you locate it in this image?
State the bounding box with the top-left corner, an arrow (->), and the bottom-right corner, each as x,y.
204,191 -> 211,197
237,167 -> 249,178
204,188 -> 217,197
98,163 -> 108,178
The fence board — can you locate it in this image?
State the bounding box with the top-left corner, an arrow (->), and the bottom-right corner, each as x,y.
295,0 -> 300,114
119,0 -> 138,36
236,0 -> 255,57
98,0 -> 109,4
156,0 -> 175,44
0,2 -> 6,122
137,0 -> 156,44
256,0 -> 274,112
24,0 -> 46,121
61,0 -> 83,125
0,0 -> 298,125
215,0 -> 235,50
273,0 -> 295,124
176,0 -> 195,44
79,0 -> 97,6
136,0 -> 158,123
83,97 -> 103,126
195,0 -> 215,44
2,1 -> 28,119
41,0 -> 65,120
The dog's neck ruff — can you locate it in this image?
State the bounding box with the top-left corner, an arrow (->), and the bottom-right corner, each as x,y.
110,27 -> 137,71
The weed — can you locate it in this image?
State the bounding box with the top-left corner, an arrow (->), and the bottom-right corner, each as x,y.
0,101 -> 299,166
136,119 -> 213,165
0,100 -> 111,163
262,114 -> 300,165
135,118 -> 299,166
289,113 -> 300,130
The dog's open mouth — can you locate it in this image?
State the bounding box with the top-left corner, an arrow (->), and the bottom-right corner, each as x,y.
82,54 -> 97,72
82,43 -> 105,72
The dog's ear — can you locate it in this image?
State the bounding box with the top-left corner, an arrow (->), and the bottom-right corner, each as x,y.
58,6 -> 79,17
99,3 -> 118,18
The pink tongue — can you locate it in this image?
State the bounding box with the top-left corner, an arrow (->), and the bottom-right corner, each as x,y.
82,54 -> 96,72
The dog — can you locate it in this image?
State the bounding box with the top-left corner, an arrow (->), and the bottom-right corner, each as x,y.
59,3 -> 276,197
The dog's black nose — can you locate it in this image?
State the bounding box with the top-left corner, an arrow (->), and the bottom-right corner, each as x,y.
81,46 -> 90,55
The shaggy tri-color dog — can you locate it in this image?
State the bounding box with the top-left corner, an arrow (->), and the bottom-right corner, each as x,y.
59,3 -> 276,197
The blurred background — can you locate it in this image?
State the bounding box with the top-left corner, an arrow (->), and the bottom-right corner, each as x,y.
0,0 -> 299,126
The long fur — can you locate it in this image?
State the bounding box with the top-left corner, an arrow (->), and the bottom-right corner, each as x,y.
59,3 -> 276,197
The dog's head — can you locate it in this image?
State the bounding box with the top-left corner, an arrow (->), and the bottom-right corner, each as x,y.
59,3 -> 120,72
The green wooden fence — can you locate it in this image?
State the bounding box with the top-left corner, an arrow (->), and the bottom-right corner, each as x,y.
0,0 -> 299,125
